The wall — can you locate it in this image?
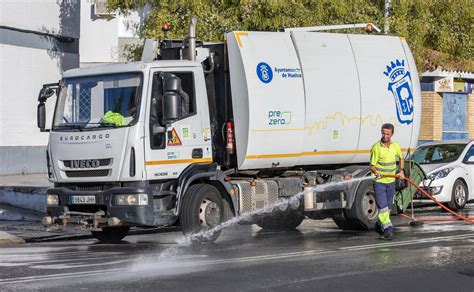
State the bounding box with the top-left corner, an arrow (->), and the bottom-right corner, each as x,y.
419,92 -> 443,142
79,1 -> 118,64
0,0 -> 80,175
468,94 -> 474,139
79,1 -> 147,65
419,91 -> 474,145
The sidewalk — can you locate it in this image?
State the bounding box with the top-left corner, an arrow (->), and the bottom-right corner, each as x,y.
0,173 -> 50,221
0,173 -> 51,245
0,173 -> 52,187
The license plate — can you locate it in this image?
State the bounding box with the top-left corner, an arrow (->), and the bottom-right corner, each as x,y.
70,195 -> 96,204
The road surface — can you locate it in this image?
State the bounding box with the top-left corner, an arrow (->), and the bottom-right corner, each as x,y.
0,206 -> 473,291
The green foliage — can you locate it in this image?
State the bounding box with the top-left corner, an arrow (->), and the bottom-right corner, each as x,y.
108,0 -> 473,72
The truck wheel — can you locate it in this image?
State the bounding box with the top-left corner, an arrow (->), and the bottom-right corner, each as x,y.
255,210 -> 305,231
448,179 -> 468,210
180,184 -> 224,242
332,180 -> 378,230
332,211 -> 363,230
91,226 -> 130,243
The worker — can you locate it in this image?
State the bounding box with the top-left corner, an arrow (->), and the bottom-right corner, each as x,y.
370,123 -> 405,240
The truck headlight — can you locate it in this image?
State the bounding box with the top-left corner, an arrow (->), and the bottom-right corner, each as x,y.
114,194 -> 148,206
47,194 -> 59,206
429,168 -> 453,180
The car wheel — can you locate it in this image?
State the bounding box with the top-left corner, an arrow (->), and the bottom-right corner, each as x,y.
448,179 -> 468,210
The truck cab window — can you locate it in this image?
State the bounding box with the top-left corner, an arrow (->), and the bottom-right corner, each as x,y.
172,72 -> 195,116
150,72 -> 195,149
150,73 -> 165,149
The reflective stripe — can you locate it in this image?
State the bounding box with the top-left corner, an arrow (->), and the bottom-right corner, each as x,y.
378,208 -> 391,225
382,222 -> 393,229
376,167 -> 396,173
379,207 -> 389,213
378,161 -> 396,166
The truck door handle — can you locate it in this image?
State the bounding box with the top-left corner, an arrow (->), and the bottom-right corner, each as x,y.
192,148 -> 203,158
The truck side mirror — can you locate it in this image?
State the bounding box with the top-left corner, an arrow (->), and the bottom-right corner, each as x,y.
37,83 -> 58,132
37,102 -> 49,132
38,87 -> 55,102
162,75 -> 182,124
152,124 -> 166,135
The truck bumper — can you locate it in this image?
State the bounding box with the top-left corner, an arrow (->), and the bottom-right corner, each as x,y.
44,187 -> 155,228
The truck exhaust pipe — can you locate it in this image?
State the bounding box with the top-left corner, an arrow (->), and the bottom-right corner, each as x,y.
186,16 -> 197,61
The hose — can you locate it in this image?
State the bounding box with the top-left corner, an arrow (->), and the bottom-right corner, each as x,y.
383,174 -> 474,224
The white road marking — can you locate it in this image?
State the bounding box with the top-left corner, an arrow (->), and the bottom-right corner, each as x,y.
31,259 -> 131,269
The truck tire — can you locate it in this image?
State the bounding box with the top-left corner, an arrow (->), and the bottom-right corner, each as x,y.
91,226 -> 130,243
255,210 -> 305,231
332,180 -> 378,230
448,179 -> 468,210
180,184 -> 224,242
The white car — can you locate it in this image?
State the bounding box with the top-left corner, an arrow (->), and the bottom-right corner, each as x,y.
412,139 -> 474,210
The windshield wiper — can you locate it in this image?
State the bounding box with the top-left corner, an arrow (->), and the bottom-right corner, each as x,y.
86,122 -> 120,128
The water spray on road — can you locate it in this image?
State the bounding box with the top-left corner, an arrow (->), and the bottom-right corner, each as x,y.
177,176 -> 374,245
128,176 -> 374,275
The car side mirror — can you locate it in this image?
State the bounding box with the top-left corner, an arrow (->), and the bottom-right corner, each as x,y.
467,156 -> 474,163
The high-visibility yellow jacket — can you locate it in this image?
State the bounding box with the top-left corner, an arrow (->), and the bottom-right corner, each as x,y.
370,141 -> 403,184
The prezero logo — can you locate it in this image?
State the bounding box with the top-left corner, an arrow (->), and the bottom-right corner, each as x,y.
256,62 -> 273,84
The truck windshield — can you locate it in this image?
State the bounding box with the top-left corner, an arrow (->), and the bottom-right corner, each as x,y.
53,73 -> 142,131
412,143 -> 467,165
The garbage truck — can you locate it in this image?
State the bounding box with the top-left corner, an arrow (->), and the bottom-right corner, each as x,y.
37,18 -> 421,242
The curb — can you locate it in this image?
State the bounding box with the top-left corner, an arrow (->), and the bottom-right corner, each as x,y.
26,226 -> 181,243
0,231 -> 25,245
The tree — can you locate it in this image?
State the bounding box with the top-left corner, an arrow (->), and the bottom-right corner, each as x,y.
107,0 -> 473,72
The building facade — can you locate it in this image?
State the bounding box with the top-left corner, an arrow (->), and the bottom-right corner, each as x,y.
0,0 -> 80,175
0,1 -> 147,175
419,69 -> 474,145
79,0 -> 148,67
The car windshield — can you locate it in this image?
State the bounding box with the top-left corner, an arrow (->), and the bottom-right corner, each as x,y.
412,143 -> 467,164
53,73 -> 142,131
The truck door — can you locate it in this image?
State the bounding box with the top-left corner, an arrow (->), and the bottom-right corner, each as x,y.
144,67 -> 212,181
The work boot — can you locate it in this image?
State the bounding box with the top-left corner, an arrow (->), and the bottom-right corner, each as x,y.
375,221 -> 384,236
382,226 -> 394,240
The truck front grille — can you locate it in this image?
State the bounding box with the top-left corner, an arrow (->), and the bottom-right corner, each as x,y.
65,169 -> 110,178
67,204 -> 107,214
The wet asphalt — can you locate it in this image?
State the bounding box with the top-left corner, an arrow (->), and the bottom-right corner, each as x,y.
0,205 -> 473,292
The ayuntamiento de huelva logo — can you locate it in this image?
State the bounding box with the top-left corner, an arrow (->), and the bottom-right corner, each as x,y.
384,59 -> 414,125
256,62 -> 273,83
